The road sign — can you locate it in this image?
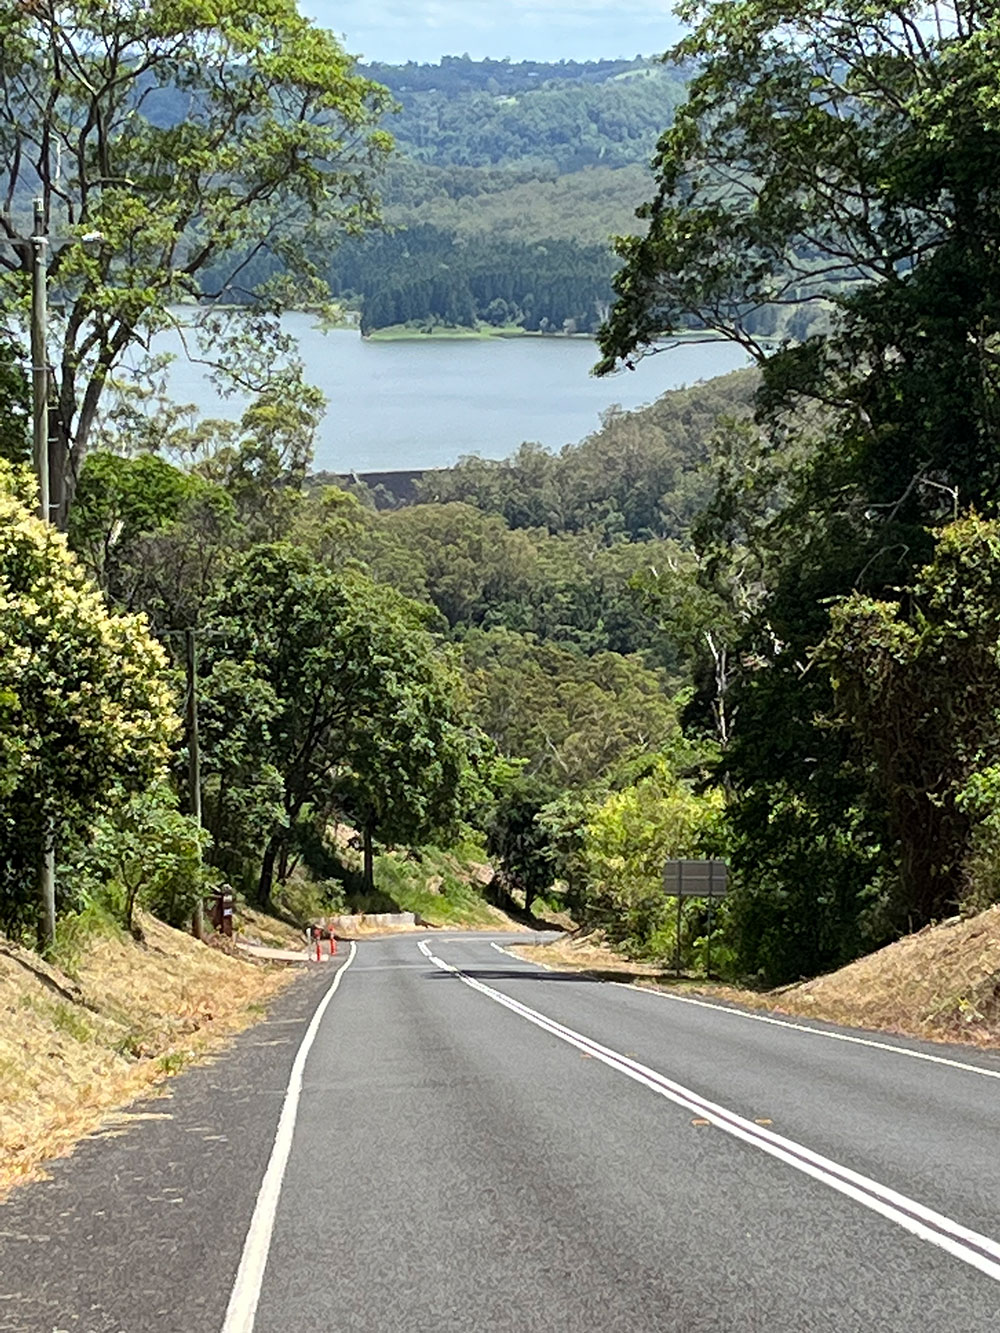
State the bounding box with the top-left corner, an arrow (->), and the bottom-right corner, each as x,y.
663,860 -> 729,979
663,859 -> 729,899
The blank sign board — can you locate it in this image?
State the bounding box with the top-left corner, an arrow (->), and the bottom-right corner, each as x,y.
663,859 -> 729,899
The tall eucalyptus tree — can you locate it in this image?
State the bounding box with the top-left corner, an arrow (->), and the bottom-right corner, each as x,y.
0,0 -> 391,524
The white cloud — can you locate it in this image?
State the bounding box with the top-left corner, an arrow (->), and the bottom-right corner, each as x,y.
302,0 -> 684,64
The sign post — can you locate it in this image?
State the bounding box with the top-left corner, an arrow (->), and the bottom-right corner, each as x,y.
662,860 -> 729,977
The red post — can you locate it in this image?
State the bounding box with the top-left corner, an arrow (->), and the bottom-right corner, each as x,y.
328,931 -> 336,957
315,936 -> 321,962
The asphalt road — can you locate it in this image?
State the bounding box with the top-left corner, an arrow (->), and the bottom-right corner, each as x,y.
4,932 -> 1000,1331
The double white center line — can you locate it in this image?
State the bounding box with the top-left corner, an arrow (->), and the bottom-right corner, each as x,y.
419,939 -> 1000,1285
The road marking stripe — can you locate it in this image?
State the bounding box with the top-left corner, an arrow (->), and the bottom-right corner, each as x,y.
221,942 -> 357,1333
419,939 -> 1000,1284
492,938 -> 1000,1084
611,982 -> 1000,1082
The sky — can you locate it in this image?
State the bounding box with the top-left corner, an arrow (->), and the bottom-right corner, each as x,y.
302,0 -> 686,66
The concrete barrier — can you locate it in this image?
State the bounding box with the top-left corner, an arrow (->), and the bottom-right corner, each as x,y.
324,912 -> 417,934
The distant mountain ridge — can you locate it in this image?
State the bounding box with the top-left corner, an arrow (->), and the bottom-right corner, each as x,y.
361,55 -> 655,96
200,56 -> 685,334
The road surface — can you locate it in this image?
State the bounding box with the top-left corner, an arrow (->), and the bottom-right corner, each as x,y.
2,931 -> 1000,1331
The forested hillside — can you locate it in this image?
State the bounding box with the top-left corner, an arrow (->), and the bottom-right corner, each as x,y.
203,56 -> 685,334
369,57 -> 680,170
49,367 -> 755,968
347,57 -> 685,334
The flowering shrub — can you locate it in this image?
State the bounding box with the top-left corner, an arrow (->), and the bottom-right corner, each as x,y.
0,462 -> 178,935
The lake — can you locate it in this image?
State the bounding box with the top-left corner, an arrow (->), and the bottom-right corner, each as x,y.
159,314 -> 750,472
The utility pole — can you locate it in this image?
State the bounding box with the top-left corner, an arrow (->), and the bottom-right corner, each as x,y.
186,628 -> 204,940
29,198 -> 49,524
30,197 -> 56,951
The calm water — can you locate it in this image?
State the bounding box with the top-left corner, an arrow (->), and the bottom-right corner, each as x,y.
160,314 -> 749,472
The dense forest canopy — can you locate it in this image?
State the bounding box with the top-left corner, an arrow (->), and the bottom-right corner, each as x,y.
347,57 -> 688,332
594,0 -> 1000,980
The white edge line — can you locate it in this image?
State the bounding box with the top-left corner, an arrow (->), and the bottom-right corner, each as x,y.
421,941 -> 1000,1284
221,941 -> 357,1333
490,939 -> 553,969
608,980 -> 1000,1083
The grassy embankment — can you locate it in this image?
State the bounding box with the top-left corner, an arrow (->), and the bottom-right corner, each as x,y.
0,906 -> 305,1199
512,905 -> 1000,1050
368,845 -> 515,928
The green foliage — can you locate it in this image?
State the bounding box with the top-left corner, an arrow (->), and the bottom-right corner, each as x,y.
69,786 -> 210,933
956,765 -> 1000,914
69,453 -> 208,590
576,758 -> 722,953
332,226 -> 617,335
367,841 -> 504,928
417,370 -> 757,542
486,775 -> 561,903
598,0 -> 989,367
373,58 -> 685,171
0,0 -> 391,520
206,543 -> 488,903
0,461 -> 178,934
383,163 -> 652,247
0,335 -> 29,465
285,56 -> 689,334
197,658 -> 285,897
463,628 -> 681,788
821,516 -> 1000,925
198,380 -> 326,541
271,876 -> 346,930
585,0 -> 1000,983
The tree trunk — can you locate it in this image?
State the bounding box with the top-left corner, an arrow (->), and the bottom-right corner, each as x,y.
257,836 -> 279,911
363,822 -> 374,892
898,795 -> 969,925
277,840 -> 291,884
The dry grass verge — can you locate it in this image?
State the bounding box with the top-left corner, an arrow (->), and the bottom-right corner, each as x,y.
512,932 -> 670,980
0,911 -> 299,1199
513,908 -> 1000,1050
724,906 -> 1000,1047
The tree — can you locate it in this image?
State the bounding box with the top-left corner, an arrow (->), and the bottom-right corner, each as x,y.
0,335 -> 29,465
462,627 -> 681,789
207,544 -> 480,904
68,448 -> 241,635
196,377 -> 326,541
333,644 -> 484,890
486,773 -> 560,912
598,1 -> 1000,369
596,2 -> 1000,529
373,502 -> 537,628
0,461 -> 177,936
593,1 -> 1000,981
820,516 -> 1000,926
75,786 -> 209,934
0,0 -> 392,524
577,757 -> 721,954
68,451 -> 206,592
197,658 -> 285,897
